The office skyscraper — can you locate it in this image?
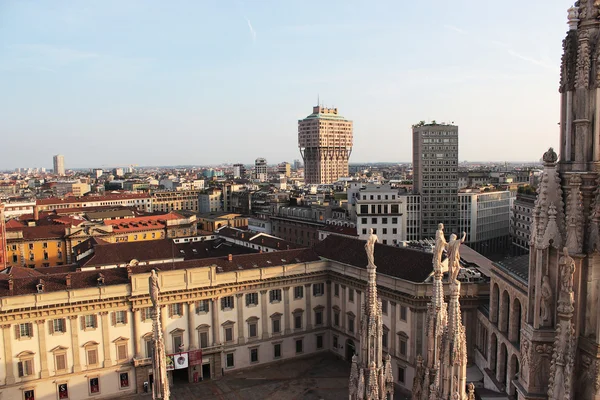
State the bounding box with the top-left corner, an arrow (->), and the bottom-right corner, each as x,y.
298,105 -> 353,184
412,123 -> 459,238
53,154 -> 65,176
254,158 -> 267,182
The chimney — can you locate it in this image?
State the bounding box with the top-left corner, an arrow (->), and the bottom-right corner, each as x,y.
33,206 -> 39,221
228,254 -> 233,261
65,274 -> 72,289
8,275 -> 13,292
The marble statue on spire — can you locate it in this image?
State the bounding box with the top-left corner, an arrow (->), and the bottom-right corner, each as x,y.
412,223 -> 471,400
149,270 -> 170,400
348,232 -> 393,400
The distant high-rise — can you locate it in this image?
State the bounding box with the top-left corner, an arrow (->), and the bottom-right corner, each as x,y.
298,105 -> 353,184
233,163 -> 246,179
412,123 -> 459,238
254,158 -> 267,182
53,154 -> 65,176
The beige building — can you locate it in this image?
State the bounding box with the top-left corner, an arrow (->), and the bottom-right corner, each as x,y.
298,105 -> 353,184
0,235 -> 488,400
151,190 -> 201,213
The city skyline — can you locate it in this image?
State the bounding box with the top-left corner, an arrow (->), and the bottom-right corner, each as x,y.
1,0 -> 568,169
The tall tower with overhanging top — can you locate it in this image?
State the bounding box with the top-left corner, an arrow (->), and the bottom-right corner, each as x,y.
298,105 -> 353,184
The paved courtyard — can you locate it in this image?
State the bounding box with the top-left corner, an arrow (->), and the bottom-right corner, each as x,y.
114,353 -> 410,400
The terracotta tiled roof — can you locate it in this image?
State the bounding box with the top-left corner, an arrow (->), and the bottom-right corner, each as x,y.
313,235 -> 433,283
102,212 -> 183,232
5,219 -> 25,229
217,226 -> 302,250
36,193 -> 150,205
319,224 -> 358,236
7,225 -> 66,240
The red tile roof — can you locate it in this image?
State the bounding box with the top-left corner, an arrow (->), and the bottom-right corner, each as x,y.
7,224 -> 66,240
36,193 -> 150,206
217,226 -> 302,250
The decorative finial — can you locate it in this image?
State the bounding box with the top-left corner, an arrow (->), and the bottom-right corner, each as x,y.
543,147 -> 558,165
568,5 -> 579,30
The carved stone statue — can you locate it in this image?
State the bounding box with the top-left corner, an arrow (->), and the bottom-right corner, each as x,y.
447,232 -> 466,282
365,228 -> 378,267
559,247 -> 576,295
541,275 -> 553,325
149,269 -> 160,310
433,223 -> 448,272
467,382 -> 475,400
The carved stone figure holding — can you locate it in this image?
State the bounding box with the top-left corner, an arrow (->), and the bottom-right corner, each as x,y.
559,247 -> 575,295
149,269 -> 160,310
365,228 -> 378,267
540,275 -> 553,325
433,223 -> 448,272
447,232 -> 466,282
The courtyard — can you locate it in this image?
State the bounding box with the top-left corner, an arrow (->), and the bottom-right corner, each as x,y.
114,353 -> 411,400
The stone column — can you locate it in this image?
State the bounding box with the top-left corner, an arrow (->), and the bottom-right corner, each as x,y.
100,312 -> 113,367
341,285 -> 347,331
356,290 -> 362,332
283,287 -> 291,334
160,305 -> 168,351
36,320 -> 49,378
260,290 -> 268,339
187,302 -> 197,350
305,284 -> 312,330
2,324 -> 15,384
211,297 -> 220,345
390,301 -> 397,357
69,316 -> 82,372
133,309 -> 142,358
236,294 -> 245,344
326,281 -> 332,327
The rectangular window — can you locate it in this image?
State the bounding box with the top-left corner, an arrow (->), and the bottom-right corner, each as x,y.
58,383 -> 68,399
295,339 -> 303,354
51,318 -> 66,333
250,348 -> 258,363
348,289 -> 354,302
18,359 -> 34,377
316,335 -> 323,349
348,317 -> 355,333
272,319 -> 280,334
315,310 -> 323,326
294,314 -> 302,330
143,308 -> 153,321
400,339 -> 407,356
18,323 -> 33,338
24,390 -> 35,400
89,377 -> 100,394
382,217 -> 388,224
55,353 -> 67,372
200,332 -> 209,349
361,217 -> 367,224
84,315 -> 97,329
382,331 -> 388,348
274,343 -> 281,359
249,323 -> 257,338
381,300 -> 388,314
400,306 -> 407,321
398,367 -> 405,384
196,300 -> 210,313
221,296 -> 234,310
270,289 -> 282,303
12,254 -> 17,263
334,283 -> 339,297
333,335 -> 338,349
334,311 -> 340,326
119,372 -> 130,388
117,343 -> 128,361
114,311 -> 127,325
246,293 -> 258,306
169,303 -> 183,317
225,327 -> 233,342
392,217 -> 398,224
293,286 -> 303,299
87,348 -> 98,366
312,283 -> 324,296
371,217 -> 377,224
226,353 -> 234,368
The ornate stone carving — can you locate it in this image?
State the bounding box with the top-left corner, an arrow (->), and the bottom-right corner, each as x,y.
565,174 -> 584,254
557,248 -> 576,314
588,177 -> 600,252
540,275 -> 554,326
543,147 -> 558,164
447,232 -> 466,283
520,338 -> 531,379
576,29 -> 591,89
561,31 -> 579,92
433,223 -> 447,275
149,270 -> 170,400
364,229 -> 377,267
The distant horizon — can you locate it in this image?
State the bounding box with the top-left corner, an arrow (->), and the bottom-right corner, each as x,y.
0,1 -> 567,169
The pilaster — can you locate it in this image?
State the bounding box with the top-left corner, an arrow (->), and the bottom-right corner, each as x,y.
133,309 -> 142,358
236,294 -> 245,344
341,285 -> 347,331
260,290 -> 268,339
100,312 -> 113,367
2,324 -> 14,384
211,297 -> 220,345
283,287 -> 291,335
68,316 -> 81,373
390,301 -> 397,357
187,302 -> 197,349
35,320 -> 49,378
326,281 -> 332,327
305,284 -> 312,330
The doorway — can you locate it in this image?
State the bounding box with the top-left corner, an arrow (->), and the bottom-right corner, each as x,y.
172,367 -> 189,383
346,339 -> 355,361
202,363 -> 211,381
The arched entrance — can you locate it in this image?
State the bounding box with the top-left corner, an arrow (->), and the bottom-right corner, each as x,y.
346,339 -> 356,361
507,354 -> 520,396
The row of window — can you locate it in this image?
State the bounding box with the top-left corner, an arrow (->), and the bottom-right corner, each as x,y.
18,372 -> 130,399
224,336 -> 321,368
360,217 -> 399,225
358,204 -> 400,215
361,228 -> 398,236
7,241 -> 62,252
222,284 -> 325,310
360,194 -> 397,201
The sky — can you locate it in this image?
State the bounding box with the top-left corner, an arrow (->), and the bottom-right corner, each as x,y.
0,0 -> 573,169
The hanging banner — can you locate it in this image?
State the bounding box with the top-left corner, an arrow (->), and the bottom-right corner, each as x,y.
166,355 -> 175,371
174,352 -> 188,369
189,349 -> 203,366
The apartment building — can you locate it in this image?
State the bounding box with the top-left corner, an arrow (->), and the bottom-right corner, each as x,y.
36,194 -> 152,213
151,190 -> 201,213
355,184 -> 403,245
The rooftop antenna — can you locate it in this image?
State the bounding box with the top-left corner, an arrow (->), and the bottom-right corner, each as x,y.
317,94 -> 320,107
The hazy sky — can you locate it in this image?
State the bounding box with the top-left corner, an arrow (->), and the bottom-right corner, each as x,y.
0,1 -> 572,169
